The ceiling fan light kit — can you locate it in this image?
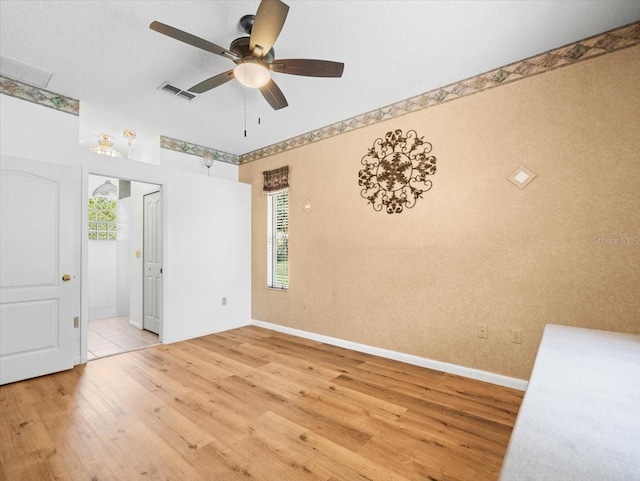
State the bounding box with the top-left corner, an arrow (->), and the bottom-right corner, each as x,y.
150,0 -> 344,110
234,61 -> 271,88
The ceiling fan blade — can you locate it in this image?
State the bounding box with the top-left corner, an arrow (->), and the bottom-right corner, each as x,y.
188,70 -> 235,94
270,59 -> 344,77
260,79 -> 288,110
250,0 -> 289,58
150,21 -> 239,60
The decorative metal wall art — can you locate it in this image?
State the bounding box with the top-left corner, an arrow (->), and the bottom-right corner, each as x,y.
358,129 -> 437,214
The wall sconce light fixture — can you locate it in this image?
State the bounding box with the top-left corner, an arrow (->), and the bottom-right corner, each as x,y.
203,150 -> 215,176
508,165 -> 537,189
92,179 -> 117,198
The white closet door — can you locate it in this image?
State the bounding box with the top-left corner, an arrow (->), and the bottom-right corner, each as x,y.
143,190 -> 162,335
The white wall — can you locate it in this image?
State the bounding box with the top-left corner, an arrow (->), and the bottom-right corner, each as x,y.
161,148 -> 239,181
87,240 -> 118,319
115,228 -> 130,317
0,94 -> 251,362
162,170 -> 251,342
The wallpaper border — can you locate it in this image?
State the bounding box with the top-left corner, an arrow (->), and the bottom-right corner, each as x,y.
239,21 -> 640,164
0,75 -> 80,116
160,135 -> 241,165
2,21 -> 637,165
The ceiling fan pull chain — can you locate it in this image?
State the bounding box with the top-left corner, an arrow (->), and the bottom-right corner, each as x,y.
244,86 -> 247,138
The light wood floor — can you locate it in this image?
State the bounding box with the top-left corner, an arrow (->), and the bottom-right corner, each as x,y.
0,326 -> 523,481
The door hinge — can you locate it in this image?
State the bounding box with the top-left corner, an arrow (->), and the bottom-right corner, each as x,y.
160,268 -> 163,274
73,316 -> 79,328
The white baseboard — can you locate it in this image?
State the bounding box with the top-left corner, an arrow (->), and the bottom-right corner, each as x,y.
162,320 -> 252,345
129,319 -> 142,329
88,306 -> 118,321
251,319 -> 528,391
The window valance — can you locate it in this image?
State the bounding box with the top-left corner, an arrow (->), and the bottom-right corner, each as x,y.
263,166 -> 289,192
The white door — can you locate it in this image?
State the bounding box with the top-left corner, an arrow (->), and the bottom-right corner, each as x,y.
0,156 -> 79,385
143,191 -> 162,335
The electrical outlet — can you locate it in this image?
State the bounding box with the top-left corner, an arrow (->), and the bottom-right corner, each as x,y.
478,324 -> 488,339
511,329 -> 522,344
303,299 -> 308,309
222,297 -> 227,306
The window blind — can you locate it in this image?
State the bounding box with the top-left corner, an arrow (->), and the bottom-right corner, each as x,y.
267,190 -> 289,289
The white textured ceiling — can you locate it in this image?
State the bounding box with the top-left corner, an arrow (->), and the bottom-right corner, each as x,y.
1,1 -> 639,156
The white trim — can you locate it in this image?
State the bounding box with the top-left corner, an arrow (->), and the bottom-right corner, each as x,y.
162,320 -> 252,345
251,319 -> 528,391
128,319 -> 142,329
261,187 -> 289,196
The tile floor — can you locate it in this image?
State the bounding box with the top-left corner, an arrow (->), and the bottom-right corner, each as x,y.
88,316 -> 160,360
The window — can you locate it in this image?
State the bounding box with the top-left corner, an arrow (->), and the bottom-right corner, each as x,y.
267,190 -> 288,289
88,197 -> 117,240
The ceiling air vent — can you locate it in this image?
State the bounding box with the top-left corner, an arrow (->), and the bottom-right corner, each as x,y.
158,81 -> 196,101
177,90 -> 195,101
0,55 -> 52,88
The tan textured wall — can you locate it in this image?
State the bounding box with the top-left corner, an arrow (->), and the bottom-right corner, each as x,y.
239,46 -> 640,380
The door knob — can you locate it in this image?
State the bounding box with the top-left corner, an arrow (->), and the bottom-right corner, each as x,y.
62,274 -> 72,282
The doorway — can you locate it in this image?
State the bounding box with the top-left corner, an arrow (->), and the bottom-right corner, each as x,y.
87,175 -> 162,360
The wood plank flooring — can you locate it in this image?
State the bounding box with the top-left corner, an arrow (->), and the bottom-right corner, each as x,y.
0,326 -> 523,481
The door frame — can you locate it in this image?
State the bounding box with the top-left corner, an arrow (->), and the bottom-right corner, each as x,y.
80,169 -> 165,364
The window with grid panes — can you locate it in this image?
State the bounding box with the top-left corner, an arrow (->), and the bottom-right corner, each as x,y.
267,190 -> 288,289
88,197 -> 117,240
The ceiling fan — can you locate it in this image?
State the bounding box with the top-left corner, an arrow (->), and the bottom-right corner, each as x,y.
150,0 -> 344,110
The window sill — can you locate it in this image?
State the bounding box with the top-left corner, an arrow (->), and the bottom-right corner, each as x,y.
266,287 -> 288,292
